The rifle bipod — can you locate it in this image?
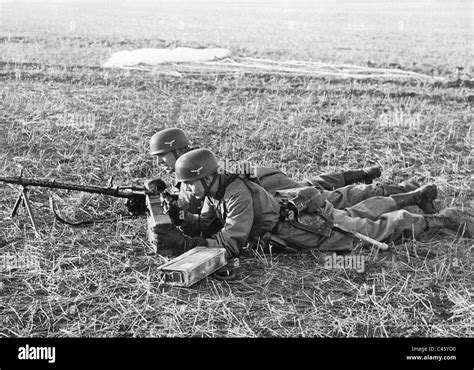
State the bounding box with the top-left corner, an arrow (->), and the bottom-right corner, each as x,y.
8,187 -> 135,234
10,186 -> 40,236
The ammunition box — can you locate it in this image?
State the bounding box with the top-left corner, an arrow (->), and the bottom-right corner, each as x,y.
157,247 -> 227,287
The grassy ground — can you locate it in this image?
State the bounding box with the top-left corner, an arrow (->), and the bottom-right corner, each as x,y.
0,1 -> 472,338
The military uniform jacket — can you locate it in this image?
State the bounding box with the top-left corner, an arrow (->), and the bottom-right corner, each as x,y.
177,166 -> 301,211
182,174 -> 280,257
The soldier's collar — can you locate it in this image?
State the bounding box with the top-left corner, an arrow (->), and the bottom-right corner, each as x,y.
213,174 -> 239,200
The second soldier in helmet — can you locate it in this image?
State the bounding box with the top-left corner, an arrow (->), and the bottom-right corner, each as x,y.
145,127 -> 425,215
152,148 -> 473,262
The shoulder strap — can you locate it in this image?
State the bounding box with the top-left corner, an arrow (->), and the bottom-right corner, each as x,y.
239,176 -> 263,238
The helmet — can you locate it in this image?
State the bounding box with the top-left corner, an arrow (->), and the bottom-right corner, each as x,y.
149,128 -> 190,155
175,148 -> 219,182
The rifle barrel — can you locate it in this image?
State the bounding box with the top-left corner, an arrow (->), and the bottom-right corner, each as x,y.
0,176 -> 145,199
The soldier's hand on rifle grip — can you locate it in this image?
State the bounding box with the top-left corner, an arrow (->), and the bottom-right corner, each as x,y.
144,178 -> 167,194
125,196 -> 147,216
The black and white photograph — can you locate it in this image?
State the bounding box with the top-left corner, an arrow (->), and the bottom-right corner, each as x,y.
0,0 -> 471,367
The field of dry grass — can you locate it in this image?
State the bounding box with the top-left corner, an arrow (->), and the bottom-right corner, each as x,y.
0,0 -> 472,341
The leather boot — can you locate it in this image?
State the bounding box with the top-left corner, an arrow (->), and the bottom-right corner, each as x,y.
425,208 -> 473,238
342,165 -> 382,185
390,184 -> 438,214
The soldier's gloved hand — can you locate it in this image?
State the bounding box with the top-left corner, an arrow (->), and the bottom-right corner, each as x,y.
154,228 -> 207,252
145,178 -> 167,194
154,228 -> 187,250
125,195 -> 147,216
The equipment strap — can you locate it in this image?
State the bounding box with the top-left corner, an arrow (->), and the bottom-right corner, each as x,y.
239,177 -> 263,238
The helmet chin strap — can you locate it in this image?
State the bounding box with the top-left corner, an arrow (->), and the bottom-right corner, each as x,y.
171,150 -> 179,160
201,174 -> 218,196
